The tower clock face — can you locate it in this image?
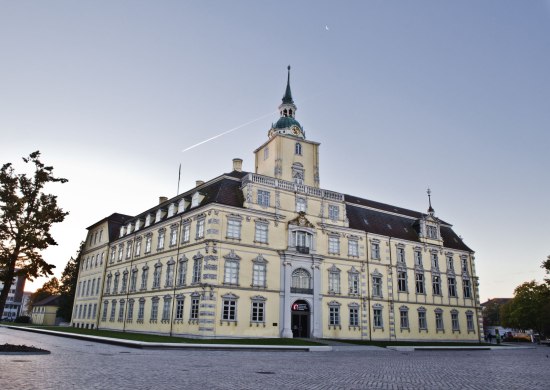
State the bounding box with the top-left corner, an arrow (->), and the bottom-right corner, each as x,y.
291,126 -> 300,135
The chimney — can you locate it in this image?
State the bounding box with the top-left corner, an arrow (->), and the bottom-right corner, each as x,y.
159,196 -> 168,204
232,158 -> 243,172
196,180 -> 204,187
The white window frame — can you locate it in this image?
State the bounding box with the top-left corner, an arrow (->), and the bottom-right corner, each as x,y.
257,190 -> 270,207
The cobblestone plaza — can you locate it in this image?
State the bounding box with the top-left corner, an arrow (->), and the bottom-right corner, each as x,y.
1,327 -> 548,389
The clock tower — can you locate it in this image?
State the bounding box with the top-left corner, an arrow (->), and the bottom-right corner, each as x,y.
254,66 -> 320,188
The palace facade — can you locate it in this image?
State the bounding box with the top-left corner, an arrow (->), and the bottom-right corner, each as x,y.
72,68 -> 482,341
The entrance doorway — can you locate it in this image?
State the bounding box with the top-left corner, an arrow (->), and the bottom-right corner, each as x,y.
291,300 -> 310,338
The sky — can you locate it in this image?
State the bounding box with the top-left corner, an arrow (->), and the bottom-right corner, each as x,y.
1,1 -> 549,301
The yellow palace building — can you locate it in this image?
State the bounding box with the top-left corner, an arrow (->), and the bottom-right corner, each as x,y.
72,68 -> 482,342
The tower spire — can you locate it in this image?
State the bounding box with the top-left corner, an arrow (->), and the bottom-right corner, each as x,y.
427,188 -> 435,215
282,65 -> 294,104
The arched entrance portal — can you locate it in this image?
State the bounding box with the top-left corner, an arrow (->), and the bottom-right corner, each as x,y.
291,300 -> 310,338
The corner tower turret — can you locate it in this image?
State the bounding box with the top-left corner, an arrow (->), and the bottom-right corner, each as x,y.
255,66 -> 320,187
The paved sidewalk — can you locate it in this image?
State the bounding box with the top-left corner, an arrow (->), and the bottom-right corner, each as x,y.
2,326 -> 549,389
4,325 -> 332,352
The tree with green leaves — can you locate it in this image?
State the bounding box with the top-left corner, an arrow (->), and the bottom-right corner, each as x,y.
542,255 -> 550,285
56,242 -> 84,321
27,276 -> 60,313
500,280 -> 550,337
0,151 -> 68,317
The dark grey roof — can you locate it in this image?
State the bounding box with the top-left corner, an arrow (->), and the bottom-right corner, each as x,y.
103,169 -> 472,253
34,295 -> 63,307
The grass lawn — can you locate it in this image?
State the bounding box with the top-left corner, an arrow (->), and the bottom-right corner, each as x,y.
332,339 -> 500,347
5,324 -> 323,346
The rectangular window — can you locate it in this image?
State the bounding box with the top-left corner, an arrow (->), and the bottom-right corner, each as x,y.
254,222 -> 268,243
162,299 -> 171,321
397,271 -> 407,292
461,257 -> 468,273
415,273 -> 425,294
165,262 -> 174,287
224,260 -> 239,285
182,224 -> 191,243
329,306 -> 340,326
145,236 -> 152,254
110,248 -> 116,263
452,312 -> 460,331
192,258 -> 202,284
257,190 -> 270,207
110,301 -> 116,321
371,242 -> 380,259
435,312 -> 444,330
226,219 -> 241,239
130,270 -> 137,292
141,268 -> 148,290
448,277 -> 457,297
372,276 -> 382,297
127,300 -> 134,321
150,299 -> 159,321
348,239 -> 358,257
96,278 -> 101,295
102,302 -> 108,321
113,274 -> 119,294
157,230 -> 165,250
349,307 -> 359,326
190,298 -> 199,320
328,236 -> 340,254
118,246 -> 123,261
138,300 -> 145,321
418,311 -> 427,330
153,266 -> 161,288
177,260 -> 187,286
328,271 -> 340,294
252,262 -> 266,287
170,228 -> 177,246
348,273 -> 359,295
373,308 -> 383,328
222,299 -> 237,321
466,313 -> 475,331
431,253 -> 439,269
121,273 -> 128,293
196,219 -> 205,239
400,310 -> 409,329
446,255 -> 454,271
414,250 -> 422,266
118,301 -> 124,321
463,279 -> 472,298
296,197 -> 306,212
251,301 -> 265,323
126,242 -> 132,259
328,205 -> 339,220
135,240 -> 141,257
175,298 -> 184,320
397,247 -> 405,263
93,303 -> 97,318
432,275 -> 441,295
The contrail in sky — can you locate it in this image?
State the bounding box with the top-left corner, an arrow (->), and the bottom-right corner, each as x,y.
182,110 -> 278,153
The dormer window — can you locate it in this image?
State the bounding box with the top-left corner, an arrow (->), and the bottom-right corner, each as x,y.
119,226 -> 126,237
178,199 -> 186,213
191,192 -> 201,208
427,225 -> 438,239
145,214 -> 152,227
167,204 -> 176,218
155,209 -> 165,223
